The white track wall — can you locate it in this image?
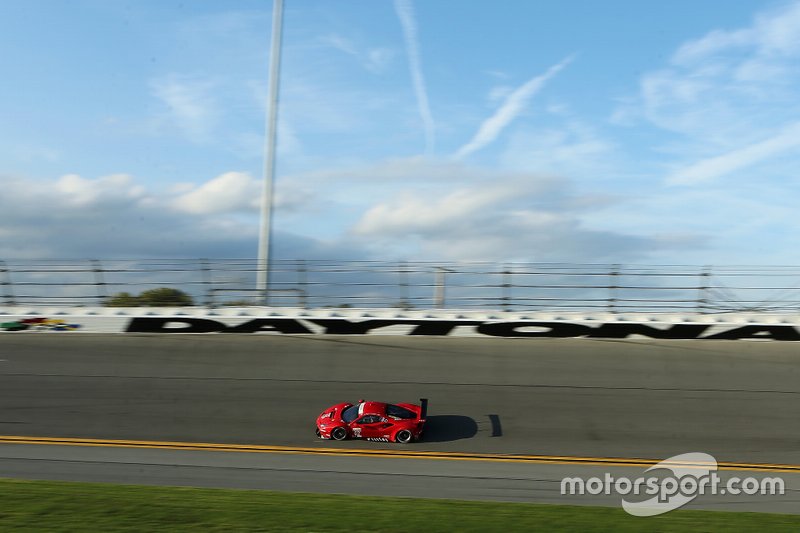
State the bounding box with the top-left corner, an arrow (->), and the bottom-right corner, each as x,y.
2,307 -> 800,340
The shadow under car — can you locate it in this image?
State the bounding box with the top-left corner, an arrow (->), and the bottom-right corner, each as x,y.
421,414 -> 479,442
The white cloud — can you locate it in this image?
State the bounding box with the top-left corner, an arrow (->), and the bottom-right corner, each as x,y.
500,120 -> 614,177
632,4 -> 800,138
55,173 -> 145,207
354,187 -> 516,236
671,28 -> 754,66
0,171 -> 326,260
150,75 -> 218,141
619,1 -> 800,186
0,151 -> 713,264
173,172 -> 261,214
672,2 -> 800,65
348,164 -> 657,262
455,56 -> 574,159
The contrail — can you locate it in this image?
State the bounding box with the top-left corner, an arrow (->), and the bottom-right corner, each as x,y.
394,0 -> 435,156
666,121 -> 800,185
455,55 -> 574,159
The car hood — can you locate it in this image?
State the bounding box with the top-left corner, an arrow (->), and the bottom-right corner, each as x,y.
316,402 -> 351,425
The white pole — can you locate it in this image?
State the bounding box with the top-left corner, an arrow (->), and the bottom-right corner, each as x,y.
257,0 -> 285,306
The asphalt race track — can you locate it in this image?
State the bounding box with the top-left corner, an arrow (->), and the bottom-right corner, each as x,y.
1,334 -> 800,513
2,334 -> 799,461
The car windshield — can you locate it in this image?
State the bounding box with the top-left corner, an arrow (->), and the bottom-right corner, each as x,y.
341,404 -> 359,423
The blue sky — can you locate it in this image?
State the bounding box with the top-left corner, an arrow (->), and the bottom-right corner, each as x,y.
2,0 -> 799,265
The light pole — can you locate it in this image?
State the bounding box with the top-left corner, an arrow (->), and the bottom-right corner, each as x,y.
434,267 -> 454,308
257,0 -> 284,306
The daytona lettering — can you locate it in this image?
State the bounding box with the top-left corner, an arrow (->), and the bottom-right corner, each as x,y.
124,317 -> 800,341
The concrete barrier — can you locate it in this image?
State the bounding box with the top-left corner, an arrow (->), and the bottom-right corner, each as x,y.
1,307 -> 799,340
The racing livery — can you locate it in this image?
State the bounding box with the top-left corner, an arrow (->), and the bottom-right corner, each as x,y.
316,399 -> 427,443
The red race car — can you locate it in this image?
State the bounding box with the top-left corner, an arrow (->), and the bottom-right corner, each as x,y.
316,398 -> 428,443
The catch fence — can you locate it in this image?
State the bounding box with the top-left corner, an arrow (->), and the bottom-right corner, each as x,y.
2,259 -> 800,313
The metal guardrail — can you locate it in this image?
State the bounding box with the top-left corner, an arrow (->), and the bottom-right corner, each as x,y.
2,259 -> 800,313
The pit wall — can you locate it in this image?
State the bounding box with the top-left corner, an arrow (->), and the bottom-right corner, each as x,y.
1,307 -> 800,340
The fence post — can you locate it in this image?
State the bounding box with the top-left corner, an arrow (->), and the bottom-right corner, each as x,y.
91,259 -> 107,306
297,259 -> 308,308
608,265 -> 620,313
697,266 -> 711,313
502,264 -> 512,312
200,259 -> 213,307
0,261 -> 14,306
398,261 -> 409,309
434,267 -> 447,309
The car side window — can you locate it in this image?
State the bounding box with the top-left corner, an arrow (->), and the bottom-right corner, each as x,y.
357,415 -> 380,424
386,404 -> 416,419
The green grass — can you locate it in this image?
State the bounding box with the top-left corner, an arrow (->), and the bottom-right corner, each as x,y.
0,478 -> 797,532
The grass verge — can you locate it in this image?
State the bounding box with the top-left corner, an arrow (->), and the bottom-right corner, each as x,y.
0,478 -> 798,532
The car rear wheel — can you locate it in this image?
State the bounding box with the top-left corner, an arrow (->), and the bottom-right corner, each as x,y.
395,429 -> 413,444
331,426 -> 348,441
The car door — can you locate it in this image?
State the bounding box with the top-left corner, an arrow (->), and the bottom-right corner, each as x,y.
353,415 -> 391,439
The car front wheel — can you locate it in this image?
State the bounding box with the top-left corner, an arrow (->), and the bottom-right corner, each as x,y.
331,426 -> 348,441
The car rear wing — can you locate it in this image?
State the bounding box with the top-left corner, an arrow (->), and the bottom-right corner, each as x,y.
419,398 -> 428,421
